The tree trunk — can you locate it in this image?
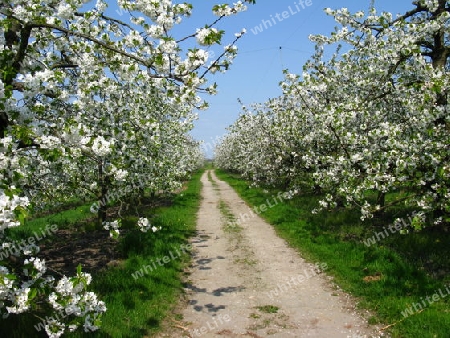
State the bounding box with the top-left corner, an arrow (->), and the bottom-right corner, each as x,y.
97,161 -> 108,226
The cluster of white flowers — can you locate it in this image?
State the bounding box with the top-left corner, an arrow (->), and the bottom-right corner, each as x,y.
107,165 -> 128,181
212,1 -> 248,16
137,217 -> 151,232
45,269 -> 106,337
196,27 -> 221,46
187,49 -> 209,68
37,135 -> 62,149
23,257 -> 46,278
103,220 -> 121,238
92,136 -> 113,157
419,0 -> 441,12
57,2 -> 77,18
5,287 -> 31,314
137,217 -> 161,233
0,190 -> 30,231
235,28 -> 247,38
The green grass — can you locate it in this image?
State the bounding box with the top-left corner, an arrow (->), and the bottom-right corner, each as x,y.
215,169 -> 450,338
218,200 -> 241,234
5,203 -> 94,243
207,169 -> 219,190
1,170 -> 203,338
255,305 -> 279,314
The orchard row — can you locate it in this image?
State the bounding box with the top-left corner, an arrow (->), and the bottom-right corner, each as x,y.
216,1 -> 450,229
0,1 -> 254,336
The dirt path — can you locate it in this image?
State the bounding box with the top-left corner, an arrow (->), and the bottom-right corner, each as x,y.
171,170 -> 382,338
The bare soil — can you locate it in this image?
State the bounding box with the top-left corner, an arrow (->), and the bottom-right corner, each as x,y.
164,170 -> 384,338
39,229 -> 120,274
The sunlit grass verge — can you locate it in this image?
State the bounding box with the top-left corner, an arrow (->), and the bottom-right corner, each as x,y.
215,169 -> 450,338
1,170 -> 203,338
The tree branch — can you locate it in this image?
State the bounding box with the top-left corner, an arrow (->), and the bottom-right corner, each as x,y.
28,22 -> 149,66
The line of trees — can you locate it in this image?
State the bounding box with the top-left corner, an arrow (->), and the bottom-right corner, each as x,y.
216,0 -> 449,229
0,0 -> 254,336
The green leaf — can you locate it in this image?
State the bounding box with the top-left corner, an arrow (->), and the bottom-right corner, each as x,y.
5,274 -> 17,280
28,288 -> 38,301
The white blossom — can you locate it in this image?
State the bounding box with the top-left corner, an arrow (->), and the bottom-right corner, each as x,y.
92,136 -> 113,157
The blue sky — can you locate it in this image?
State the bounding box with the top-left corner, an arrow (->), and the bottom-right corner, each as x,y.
105,1 -> 415,157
